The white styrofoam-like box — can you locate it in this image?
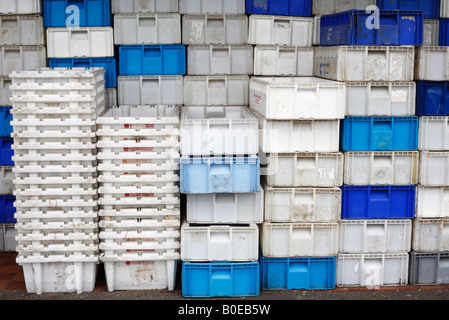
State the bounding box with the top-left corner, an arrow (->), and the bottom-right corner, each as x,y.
416,186 -> 449,219
412,219 -> 449,252
423,19 -> 440,46
344,151 -> 419,185
415,47 -> 449,81
263,186 -> 341,223
419,151 -> 449,186
179,0 -> 245,14
419,116 -> 449,151
248,15 -> 313,46
0,14 -> 44,45
250,77 -> 345,120
111,0 -> 178,13
254,46 -> 314,76
0,0 -> 41,14
312,0 -> 376,15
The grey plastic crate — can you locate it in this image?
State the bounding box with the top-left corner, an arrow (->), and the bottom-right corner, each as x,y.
118,75 -> 184,105
0,46 -> 47,77
0,0 -> 41,14
409,251 -> 449,285
111,0 -> 178,13
179,0 -> 245,14
0,166 -> 14,194
0,77 -> 12,106
0,14 -> 44,45
105,88 -> 117,109
4,227 -> 17,252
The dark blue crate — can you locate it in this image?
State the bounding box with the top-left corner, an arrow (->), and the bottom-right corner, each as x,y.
49,58 -> 117,88
182,261 -> 260,298
320,10 -> 423,46
260,256 -> 336,291
245,0 -> 312,16
0,137 -> 13,166
341,185 -> 416,219
43,0 -> 111,27
439,18 -> 449,46
119,45 -> 186,76
416,81 -> 449,116
340,117 -> 419,151
377,0 -> 440,19
0,195 -> 15,224
0,107 -> 12,138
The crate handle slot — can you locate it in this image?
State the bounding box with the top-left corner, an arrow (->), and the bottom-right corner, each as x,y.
212,48 -> 229,58
139,17 -> 156,27
142,79 -> 160,88
207,17 -> 225,27
367,49 -> 387,59
1,18 -> 18,29
369,189 -> 390,200
208,79 -> 226,88
71,30 -> 88,40
278,48 -> 295,59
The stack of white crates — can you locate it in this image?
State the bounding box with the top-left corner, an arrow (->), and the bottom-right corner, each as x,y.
10,67 -> 105,294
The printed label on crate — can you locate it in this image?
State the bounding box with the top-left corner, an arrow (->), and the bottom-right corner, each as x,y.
253,93 -> 262,105
124,172 -> 155,176
124,124 -> 155,129
125,193 -> 155,197
123,147 -> 155,152
126,261 -> 155,265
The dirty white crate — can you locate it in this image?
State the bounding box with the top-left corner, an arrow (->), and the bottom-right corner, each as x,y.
260,222 -> 340,257
336,253 -> 409,288
419,117 -> 449,151
412,219 -> 449,252
98,195 -> 180,207
99,208 -> 180,220
179,0 -> 245,14
415,47 -> 449,81
0,76 -> 12,105
46,27 -> 114,58
424,19 -> 440,46
187,44 -> 253,75
186,188 -> 264,224
416,186 -> 449,219
250,77 -> 345,120
442,0 -> 449,17
99,218 -> 180,231
14,198 -> 98,211
0,166 -> 14,194
182,14 -> 247,45
183,75 -> 249,106
312,0 -> 376,15
97,163 -> 179,175
313,16 -> 321,46
98,185 -> 179,197
314,46 -> 415,82
14,186 -> 98,198
254,46 -> 314,76
16,242 -> 99,254
339,220 -> 412,254
105,88 -> 117,109
248,15 -> 313,46
100,239 -> 180,253
180,106 -> 258,156
345,82 -> 416,116
111,0 -> 178,13
344,151 -> 419,185
118,75 -> 184,106
263,186 -> 341,223
0,14 -> 44,45
181,222 -> 259,262
10,82 -> 105,99
419,151 -> 449,186
114,13 -> 181,45
9,67 -> 106,85
99,229 -> 180,242
102,260 -> 177,292
262,152 -> 344,187
255,111 -> 340,153
14,209 -> 99,220
0,0 -> 41,14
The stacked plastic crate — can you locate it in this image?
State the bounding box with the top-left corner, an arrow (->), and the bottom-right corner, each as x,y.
11,67 -> 105,294
97,0 -> 182,292
411,0 -> 449,286
0,1 -> 47,251
315,4 -> 424,288
179,0 -> 261,298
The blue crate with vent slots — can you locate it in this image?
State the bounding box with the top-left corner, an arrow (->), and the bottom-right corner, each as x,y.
0,138 -> 13,166
43,0 -> 111,27
0,107 -> 12,137
0,195 -> 15,224
245,0 -> 312,16
416,81 -> 449,116
377,0 -> 440,18
439,19 -> 449,46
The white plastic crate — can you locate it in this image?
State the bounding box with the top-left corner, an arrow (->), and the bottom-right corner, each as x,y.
101,251 -> 180,262
442,0 -> 449,17
14,199 -> 98,211
46,27 -> 114,58
313,16 -> 321,46
111,0 -> 178,13
260,222 -> 340,257
0,166 -> 14,194
345,82 -> 416,116
0,14 -> 44,45
15,210 -> 99,220
416,186 -> 449,219
312,0 -> 376,15
254,46 -> 314,77
183,75 -> 249,106
180,106 -> 258,156
105,88 -> 117,109
118,75 -> 183,106
186,188 -> 264,224
412,219 -> 449,252
99,218 -> 180,231
99,209 -> 180,221
0,0 -> 41,14
344,151 -> 419,185
248,15 -> 313,46
415,47 -> 449,81
100,229 -> 180,241
10,67 -> 106,84
187,44 -> 253,75
339,220 -> 412,254
179,0 -> 245,14
255,111 -> 340,153
262,152 -> 344,188
314,46 -> 415,82
100,239 -> 179,253
419,151 -> 449,186
16,242 -> 99,254
424,19 -> 440,46
250,77 -> 345,120
15,231 -> 99,242
419,117 -> 449,151
264,186 -> 341,223
336,253 -> 409,288
182,14 -> 247,45
181,222 -> 259,262
97,162 -> 179,174
0,76 -> 11,105
103,260 -> 177,292
98,195 -> 180,207
114,13 -> 181,45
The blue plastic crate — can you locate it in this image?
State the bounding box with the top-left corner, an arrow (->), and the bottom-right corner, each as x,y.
320,10 -> 423,46
377,0 -> 440,19
119,45 -> 186,76
341,185 -> 415,219
0,195 -> 15,224
260,256 -> 336,291
180,156 -> 260,194
0,107 -> 12,138
245,0 -> 312,16
43,0 -> 111,27
340,117 -> 419,151
182,261 -> 260,298
0,138 -> 13,166
440,18 -> 449,46
416,81 -> 449,116
49,58 -> 117,88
